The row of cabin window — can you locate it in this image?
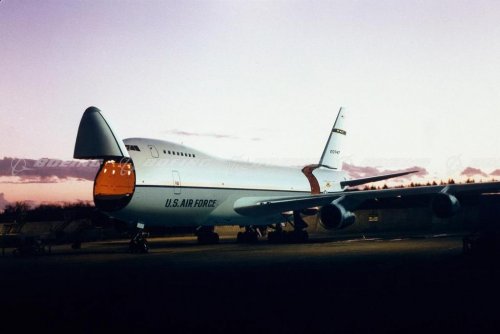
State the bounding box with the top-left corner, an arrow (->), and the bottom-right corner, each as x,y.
126,145 -> 195,158
163,149 -> 196,158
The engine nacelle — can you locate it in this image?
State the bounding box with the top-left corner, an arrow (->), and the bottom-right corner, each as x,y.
319,204 -> 356,230
431,193 -> 460,218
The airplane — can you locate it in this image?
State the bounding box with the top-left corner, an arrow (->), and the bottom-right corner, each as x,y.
74,106 -> 500,251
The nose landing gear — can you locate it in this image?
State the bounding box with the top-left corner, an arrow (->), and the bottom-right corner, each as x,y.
129,223 -> 149,253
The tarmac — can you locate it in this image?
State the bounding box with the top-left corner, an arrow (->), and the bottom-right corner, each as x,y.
1,234 -> 499,333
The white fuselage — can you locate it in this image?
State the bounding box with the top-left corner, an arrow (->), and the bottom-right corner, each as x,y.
108,138 -> 348,227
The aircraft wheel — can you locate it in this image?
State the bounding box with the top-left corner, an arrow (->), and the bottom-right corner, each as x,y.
268,230 -> 308,243
237,231 -> 258,243
198,232 -> 219,245
129,241 -> 138,253
129,239 -> 149,253
268,231 -> 282,243
237,232 -> 244,243
463,237 -> 472,254
292,230 -> 309,243
140,240 -> 149,253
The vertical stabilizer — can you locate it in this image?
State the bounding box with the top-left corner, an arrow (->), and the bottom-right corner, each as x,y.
318,107 -> 347,170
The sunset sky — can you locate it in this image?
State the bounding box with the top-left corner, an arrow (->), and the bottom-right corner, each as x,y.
1,0 -> 499,206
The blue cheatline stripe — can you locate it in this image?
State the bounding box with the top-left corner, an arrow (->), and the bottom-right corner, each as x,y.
135,184 -> 310,193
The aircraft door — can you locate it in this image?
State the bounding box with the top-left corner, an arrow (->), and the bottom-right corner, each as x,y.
172,170 -> 181,195
148,145 -> 159,158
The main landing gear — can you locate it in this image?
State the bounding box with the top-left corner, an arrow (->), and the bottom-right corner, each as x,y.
267,211 -> 309,243
236,226 -> 266,243
129,222 -> 149,253
196,226 -> 220,244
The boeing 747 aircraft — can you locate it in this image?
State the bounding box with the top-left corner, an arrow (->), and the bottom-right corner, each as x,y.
74,107 -> 500,251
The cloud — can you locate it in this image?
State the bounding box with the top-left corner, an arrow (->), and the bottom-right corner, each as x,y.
490,169 -> 500,177
164,129 -> 262,141
342,162 -> 428,180
381,166 -> 429,180
0,158 -> 99,184
0,193 -> 10,212
461,167 -> 488,178
164,129 -> 239,139
341,163 -> 380,179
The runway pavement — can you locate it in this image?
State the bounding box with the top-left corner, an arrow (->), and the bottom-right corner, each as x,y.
1,234 -> 499,333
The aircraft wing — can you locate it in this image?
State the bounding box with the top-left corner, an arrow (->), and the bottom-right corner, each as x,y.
233,181 -> 500,217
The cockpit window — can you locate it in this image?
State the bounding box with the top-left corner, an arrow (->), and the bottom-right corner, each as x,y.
125,145 -> 141,152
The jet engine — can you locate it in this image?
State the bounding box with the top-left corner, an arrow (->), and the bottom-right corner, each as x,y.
431,193 -> 460,218
319,203 -> 356,230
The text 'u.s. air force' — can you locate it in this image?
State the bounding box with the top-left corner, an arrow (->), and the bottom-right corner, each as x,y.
165,199 -> 217,208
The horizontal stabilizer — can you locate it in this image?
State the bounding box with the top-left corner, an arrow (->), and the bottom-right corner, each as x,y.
340,170 -> 418,188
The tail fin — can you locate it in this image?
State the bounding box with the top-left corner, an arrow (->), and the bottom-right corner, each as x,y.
74,106 -> 129,159
318,107 -> 347,170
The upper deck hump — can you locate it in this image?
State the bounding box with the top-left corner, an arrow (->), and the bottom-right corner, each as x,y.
123,137 -> 212,159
